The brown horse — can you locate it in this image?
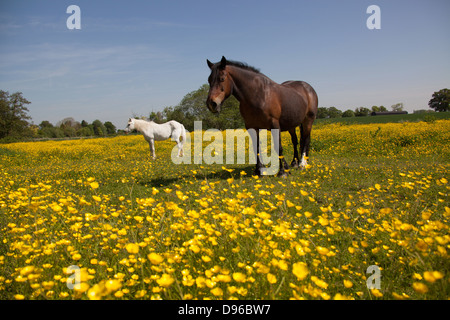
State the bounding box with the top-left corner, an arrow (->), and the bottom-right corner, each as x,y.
206,56 -> 318,177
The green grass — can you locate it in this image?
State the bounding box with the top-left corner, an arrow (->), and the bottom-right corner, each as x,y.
315,112 -> 450,126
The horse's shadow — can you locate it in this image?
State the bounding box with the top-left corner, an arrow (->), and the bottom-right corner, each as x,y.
140,176 -> 181,188
194,165 -> 255,181
138,165 -> 256,188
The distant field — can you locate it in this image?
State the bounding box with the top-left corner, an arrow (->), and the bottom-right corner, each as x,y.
1,120 -> 449,300
315,112 -> 450,125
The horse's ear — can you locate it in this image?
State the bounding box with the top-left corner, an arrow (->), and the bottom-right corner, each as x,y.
207,59 -> 214,69
219,56 -> 227,69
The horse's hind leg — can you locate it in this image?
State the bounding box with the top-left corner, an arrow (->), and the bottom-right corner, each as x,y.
178,141 -> 183,157
148,139 -> 156,159
175,137 -> 183,157
299,119 -> 314,169
289,128 -> 299,168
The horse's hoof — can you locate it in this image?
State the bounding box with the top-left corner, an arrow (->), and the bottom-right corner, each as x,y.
290,160 -> 299,168
277,171 -> 289,178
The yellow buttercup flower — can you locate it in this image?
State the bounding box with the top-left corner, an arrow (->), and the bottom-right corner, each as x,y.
292,262 -> 309,280
20,266 -> 35,276
423,271 -> 444,283
72,253 -> 82,261
201,255 -> 211,262
232,272 -> 246,283
343,280 -> 353,288
370,289 -> 383,298
267,273 -> 277,284
156,274 -> 175,287
148,253 -> 164,265
90,182 -> 99,189
210,287 -> 223,296
125,243 -> 139,254
105,279 -> 122,292
316,246 -> 329,256
412,282 -> 428,294
74,282 -> 90,294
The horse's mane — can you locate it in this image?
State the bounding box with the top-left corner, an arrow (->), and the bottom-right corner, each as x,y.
209,59 -> 264,85
226,60 -> 261,74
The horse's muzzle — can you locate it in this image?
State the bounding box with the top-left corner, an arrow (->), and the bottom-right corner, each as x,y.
207,99 -> 221,113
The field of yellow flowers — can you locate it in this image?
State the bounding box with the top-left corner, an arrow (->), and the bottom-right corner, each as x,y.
1,120 -> 449,300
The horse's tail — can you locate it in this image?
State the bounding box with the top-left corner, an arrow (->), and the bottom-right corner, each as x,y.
180,124 -> 186,143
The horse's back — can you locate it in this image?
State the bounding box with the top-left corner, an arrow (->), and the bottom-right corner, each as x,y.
281,81 -> 318,112
276,81 -> 318,129
166,120 -> 185,140
167,120 -> 183,131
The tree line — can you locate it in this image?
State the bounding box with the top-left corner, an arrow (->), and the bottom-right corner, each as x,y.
1,87 -> 449,142
318,105 -> 392,119
0,90 -> 118,142
37,118 -> 117,139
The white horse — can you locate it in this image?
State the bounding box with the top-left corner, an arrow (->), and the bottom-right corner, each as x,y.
125,118 -> 186,159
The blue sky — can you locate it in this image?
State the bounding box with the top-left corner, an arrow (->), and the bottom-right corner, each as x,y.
1,0 -> 449,128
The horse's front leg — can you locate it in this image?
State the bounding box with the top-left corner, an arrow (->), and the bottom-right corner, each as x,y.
250,129 -> 263,176
148,139 -> 156,159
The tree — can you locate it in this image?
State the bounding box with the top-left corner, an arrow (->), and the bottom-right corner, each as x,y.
163,84 -> 244,131
391,103 -> 404,112
316,107 -> 328,119
149,111 -> 165,123
342,109 -> 355,117
58,117 -> 80,137
0,90 -> 32,139
355,107 -> 370,117
104,121 -> 116,135
77,126 -> 94,137
92,120 -> 106,136
316,107 -> 343,119
327,107 -> 342,118
38,125 -> 64,138
428,88 -> 450,112
39,120 -> 53,129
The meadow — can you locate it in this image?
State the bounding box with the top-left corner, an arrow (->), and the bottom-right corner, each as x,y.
0,120 -> 449,300
315,111 -> 450,126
